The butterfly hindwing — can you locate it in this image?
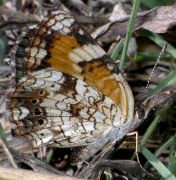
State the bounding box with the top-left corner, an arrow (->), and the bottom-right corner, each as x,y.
10,68 -> 122,148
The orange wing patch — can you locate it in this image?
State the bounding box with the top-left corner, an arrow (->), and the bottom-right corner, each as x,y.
81,61 -> 128,117
81,62 -> 121,104
47,35 -> 83,79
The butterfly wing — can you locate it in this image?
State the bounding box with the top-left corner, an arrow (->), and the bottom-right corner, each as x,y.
10,68 -> 122,148
15,11 -> 134,121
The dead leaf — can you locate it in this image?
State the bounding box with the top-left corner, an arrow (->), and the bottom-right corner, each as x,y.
109,2 -> 128,22
92,5 -> 176,43
136,6 -> 176,33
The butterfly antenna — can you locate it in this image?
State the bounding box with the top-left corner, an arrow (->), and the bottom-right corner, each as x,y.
143,42 -> 167,97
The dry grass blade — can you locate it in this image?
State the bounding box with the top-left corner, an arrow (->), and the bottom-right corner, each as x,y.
0,167 -> 82,180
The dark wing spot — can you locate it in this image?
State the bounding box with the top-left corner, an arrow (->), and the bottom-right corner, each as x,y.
38,119 -> 44,125
31,99 -> 38,104
39,90 -> 45,95
34,108 -> 42,116
70,103 -> 85,117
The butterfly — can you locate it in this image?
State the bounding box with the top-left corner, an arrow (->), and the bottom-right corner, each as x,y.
10,11 -> 136,163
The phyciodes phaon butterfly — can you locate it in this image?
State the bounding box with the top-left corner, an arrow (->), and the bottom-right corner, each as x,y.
10,11 -> 137,163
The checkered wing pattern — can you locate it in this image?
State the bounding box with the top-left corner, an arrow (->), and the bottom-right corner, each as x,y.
10,68 -> 122,147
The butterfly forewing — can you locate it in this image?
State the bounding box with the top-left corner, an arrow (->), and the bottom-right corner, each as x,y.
15,11 -> 134,121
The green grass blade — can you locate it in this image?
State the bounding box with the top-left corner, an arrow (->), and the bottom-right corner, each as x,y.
136,52 -> 171,62
150,69 -> 176,95
46,148 -> 54,164
0,123 -> 8,147
141,0 -> 173,9
0,124 -> 17,167
144,135 -> 176,169
168,136 -> 176,176
105,167 -> 112,180
111,39 -> 124,61
141,146 -> 176,180
119,0 -> 140,70
143,31 -> 176,59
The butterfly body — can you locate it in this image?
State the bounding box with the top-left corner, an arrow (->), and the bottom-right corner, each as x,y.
10,11 -> 136,163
